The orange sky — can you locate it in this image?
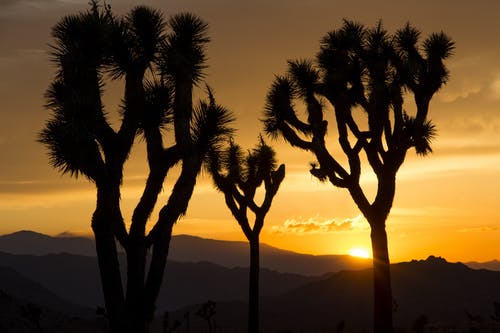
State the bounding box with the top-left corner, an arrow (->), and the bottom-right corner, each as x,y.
0,0 -> 499,263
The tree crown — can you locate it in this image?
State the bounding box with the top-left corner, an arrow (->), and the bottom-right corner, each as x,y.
264,20 -> 454,184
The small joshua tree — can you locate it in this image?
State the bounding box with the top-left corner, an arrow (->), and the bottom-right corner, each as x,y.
208,137 -> 285,333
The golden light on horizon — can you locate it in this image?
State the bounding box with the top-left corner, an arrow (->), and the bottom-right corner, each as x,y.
349,248 -> 371,259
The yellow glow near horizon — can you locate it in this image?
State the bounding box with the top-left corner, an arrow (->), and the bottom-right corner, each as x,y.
349,248 -> 371,258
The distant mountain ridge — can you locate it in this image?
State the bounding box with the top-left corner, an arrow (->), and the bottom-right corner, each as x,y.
2,230 -> 498,275
1,244 -> 500,332
268,256 -> 500,331
0,251 -> 317,311
167,256 -> 500,332
270,256 -> 500,330
465,259 -> 500,271
0,266 -> 105,332
0,230 -> 96,257
0,230 -> 371,275
169,234 -> 371,275
0,265 -> 91,316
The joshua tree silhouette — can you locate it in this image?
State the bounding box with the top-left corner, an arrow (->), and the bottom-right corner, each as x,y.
208,137 -> 285,333
195,300 -> 217,333
39,2 -> 233,332
263,20 -> 453,333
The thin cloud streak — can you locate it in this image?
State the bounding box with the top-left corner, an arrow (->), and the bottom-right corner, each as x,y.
457,225 -> 500,233
271,215 -> 369,235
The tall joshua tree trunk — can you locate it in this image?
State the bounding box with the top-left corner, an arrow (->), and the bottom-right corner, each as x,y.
248,235 -> 260,333
92,178 -> 126,333
371,222 -> 392,333
366,172 -> 397,333
125,240 -> 148,333
92,221 -> 124,333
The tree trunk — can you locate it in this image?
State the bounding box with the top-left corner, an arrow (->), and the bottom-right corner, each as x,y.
91,182 -> 125,333
125,239 -> 148,333
92,218 -> 125,333
144,222 -> 175,329
248,237 -> 260,333
370,222 -> 393,333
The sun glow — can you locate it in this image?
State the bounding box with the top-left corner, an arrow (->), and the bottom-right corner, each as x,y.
349,248 -> 371,258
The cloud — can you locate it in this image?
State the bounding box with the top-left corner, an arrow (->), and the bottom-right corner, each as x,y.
55,231 -> 91,238
0,0 -> 76,8
0,48 -> 46,60
435,54 -> 500,103
0,0 -> 83,18
438,80 -> 482,103
271,215 -> 369,235
457,225 -> 500,233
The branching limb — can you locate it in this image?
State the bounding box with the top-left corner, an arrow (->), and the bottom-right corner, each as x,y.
145,153 -> 201,245
225,192 -> 253,240
113,213 -> 129,248
257,164 -> 285,217
279,123 -> 313,150
117,72 -> 144,161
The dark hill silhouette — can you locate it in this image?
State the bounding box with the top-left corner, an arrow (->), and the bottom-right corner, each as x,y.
0,252 -> 102,309
0,230 -> 96,256
161,260 -> 315,310
0,271 -> 104,332
0,230 -> 371,275
170,234 -> 371,275
167,256 -> 500,332
2,251 -> 500,332
0,251 -> 316,311
0,266 -> 92,317
275,256 -> 500,331
5,231 -> 498,276
266,256 -> 500,330
465,259 -> 500,271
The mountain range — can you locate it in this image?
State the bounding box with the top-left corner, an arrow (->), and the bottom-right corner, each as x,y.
1,230 -> 500,332
0,267 -> 106,333
167,257 -> 500,332
2,253 -> 500,332
0,250 -> 317,311
465,259 -> 500,271
0,230 -> 372,275
2,230 -> 497,274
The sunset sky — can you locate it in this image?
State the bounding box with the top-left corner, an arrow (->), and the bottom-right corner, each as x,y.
1,0 -> 499,263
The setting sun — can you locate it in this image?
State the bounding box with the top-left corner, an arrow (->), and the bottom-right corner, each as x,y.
349,248 -> 371,259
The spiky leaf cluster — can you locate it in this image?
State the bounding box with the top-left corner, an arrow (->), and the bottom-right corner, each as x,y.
159,13 -> 210,84
210,138 -> 278,194
110,6 -> 165,76
192,88 -> 235,155
141,79 -> 173,131
264,20 -> 454,188
50,7 -> 113,79
39,3 -> 224,181
208,137 -> 285,239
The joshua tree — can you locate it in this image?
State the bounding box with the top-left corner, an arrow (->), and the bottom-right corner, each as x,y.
208,137 -> 285,333
195,300 -> 217,333
263,20 -> 453,333
39,3 -> 233,332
